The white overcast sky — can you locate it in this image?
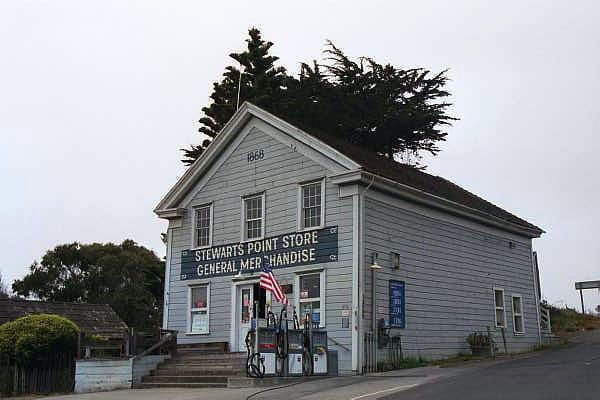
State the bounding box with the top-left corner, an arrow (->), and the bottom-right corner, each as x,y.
1,1 -> 598,310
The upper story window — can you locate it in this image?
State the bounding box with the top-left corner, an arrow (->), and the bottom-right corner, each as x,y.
299,180 -> 325,230
193,204 -> 212,248
243,193 -> 265,240
494,288 -> 505,328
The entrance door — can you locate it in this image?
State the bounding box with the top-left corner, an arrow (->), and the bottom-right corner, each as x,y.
236,283 -> 268,352
237,284 -> 254,352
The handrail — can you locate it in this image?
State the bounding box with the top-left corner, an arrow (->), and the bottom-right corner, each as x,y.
328,336 -> 351,352
134,330 -> 177,360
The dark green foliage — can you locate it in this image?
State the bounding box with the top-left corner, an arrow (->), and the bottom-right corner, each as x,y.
12,240 -> 164,331
183,29 -> 457,168
0,314 -> 79,365
182,28 -> 289,164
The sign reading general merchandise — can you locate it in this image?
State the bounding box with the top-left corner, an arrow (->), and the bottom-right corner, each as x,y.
180,226 -> 338,280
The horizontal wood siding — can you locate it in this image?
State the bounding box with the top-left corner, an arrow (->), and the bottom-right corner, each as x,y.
363,194 -> 539,360
167,125 -> 354,373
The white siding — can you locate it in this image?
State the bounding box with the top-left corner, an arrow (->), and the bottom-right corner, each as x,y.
166,125 -> 355,373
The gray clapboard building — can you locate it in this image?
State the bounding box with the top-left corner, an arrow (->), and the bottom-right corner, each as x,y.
155,102 -> 544,374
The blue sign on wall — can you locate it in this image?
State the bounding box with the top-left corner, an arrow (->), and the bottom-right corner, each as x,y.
389,280 -> 405,328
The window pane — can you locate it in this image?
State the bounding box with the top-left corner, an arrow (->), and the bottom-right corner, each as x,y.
195,206 -> 211,247
513,297 -> 522,314
514,315 -> 523,332
301,182 -> 322,228
300,301 -> 321,325
241,288 -> 251,323
191,286 -> 207,308
190,310 -> 208,333
300,274 -> 320,298
494,290 -> 503,307
244,196 -> 263,239
495,309 -> 504,327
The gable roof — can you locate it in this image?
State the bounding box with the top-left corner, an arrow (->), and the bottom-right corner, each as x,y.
0,299 -> 128,339
301,127 -> 542,234
156,102 -> 543,237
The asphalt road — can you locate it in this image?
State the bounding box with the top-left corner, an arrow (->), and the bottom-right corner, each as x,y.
383,331 -> 600,400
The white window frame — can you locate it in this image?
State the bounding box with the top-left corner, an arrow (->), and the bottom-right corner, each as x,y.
493,287 -> 506,328
297,178 -> 326,231
241,193 -> 266,242
191,203 -> 213,250
511,294 -> 525,334
295,269 -> 326,328
187,283 -> 210,335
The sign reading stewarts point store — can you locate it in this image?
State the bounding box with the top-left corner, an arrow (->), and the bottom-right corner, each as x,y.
180,226 -> 338,280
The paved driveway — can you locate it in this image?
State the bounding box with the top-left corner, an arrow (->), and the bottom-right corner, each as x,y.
383,331 -> 600,400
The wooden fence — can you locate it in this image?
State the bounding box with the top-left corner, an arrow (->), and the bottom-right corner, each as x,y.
0,354 -> 75,397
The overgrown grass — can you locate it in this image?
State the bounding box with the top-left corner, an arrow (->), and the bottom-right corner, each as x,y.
546,303 -> 600,333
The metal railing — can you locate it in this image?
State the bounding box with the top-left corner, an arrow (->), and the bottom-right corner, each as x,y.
363,331 -> 376,373
363,332 -> 403,373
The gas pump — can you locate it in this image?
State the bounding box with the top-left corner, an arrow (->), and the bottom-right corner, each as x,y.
287,307 -> 305,376
256,326 -> 277,376
245,301 -> 265,378
287,328 -> 304,376
274,307 -> 289,376
311,330 -> 328,375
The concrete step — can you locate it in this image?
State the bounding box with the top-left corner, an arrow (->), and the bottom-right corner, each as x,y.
134,382 -> 227,389
161,360 -> 246,368
153,367 -> 245,376
171,352 -> 246,361
142,375 -> 229,384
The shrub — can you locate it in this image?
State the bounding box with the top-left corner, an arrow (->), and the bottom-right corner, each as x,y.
466,332 -> 495,356
0,314 -> 79,365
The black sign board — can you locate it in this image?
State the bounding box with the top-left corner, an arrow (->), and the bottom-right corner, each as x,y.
180,226 -> 338,280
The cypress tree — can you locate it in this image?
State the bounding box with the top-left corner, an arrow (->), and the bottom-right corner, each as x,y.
181,28 -> 289,165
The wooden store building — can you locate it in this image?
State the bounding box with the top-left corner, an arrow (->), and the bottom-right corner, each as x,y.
154,103 -> 544,374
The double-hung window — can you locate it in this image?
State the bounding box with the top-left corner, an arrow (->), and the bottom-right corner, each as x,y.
299,180 -> 324,230
494,288 -> 505,328
296,272 -> 325,328
243,194 -> 264,240
512,295 -> 524,334
189,285 -> 210,334
193,204 -> 212,248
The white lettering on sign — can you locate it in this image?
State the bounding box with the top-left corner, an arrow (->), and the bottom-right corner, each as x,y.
181,226 -> 338,280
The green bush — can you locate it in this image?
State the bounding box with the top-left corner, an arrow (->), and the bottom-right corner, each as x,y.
0,314 -> 79,365
466,332 -> 495,356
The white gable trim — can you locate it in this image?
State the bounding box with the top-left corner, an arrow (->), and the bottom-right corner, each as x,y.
155,102 -> 359,217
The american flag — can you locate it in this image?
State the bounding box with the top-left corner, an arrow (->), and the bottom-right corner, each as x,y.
260,256 -> 288,305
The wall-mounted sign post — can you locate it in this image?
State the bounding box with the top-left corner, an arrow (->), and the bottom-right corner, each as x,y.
574,280 -> 600,314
